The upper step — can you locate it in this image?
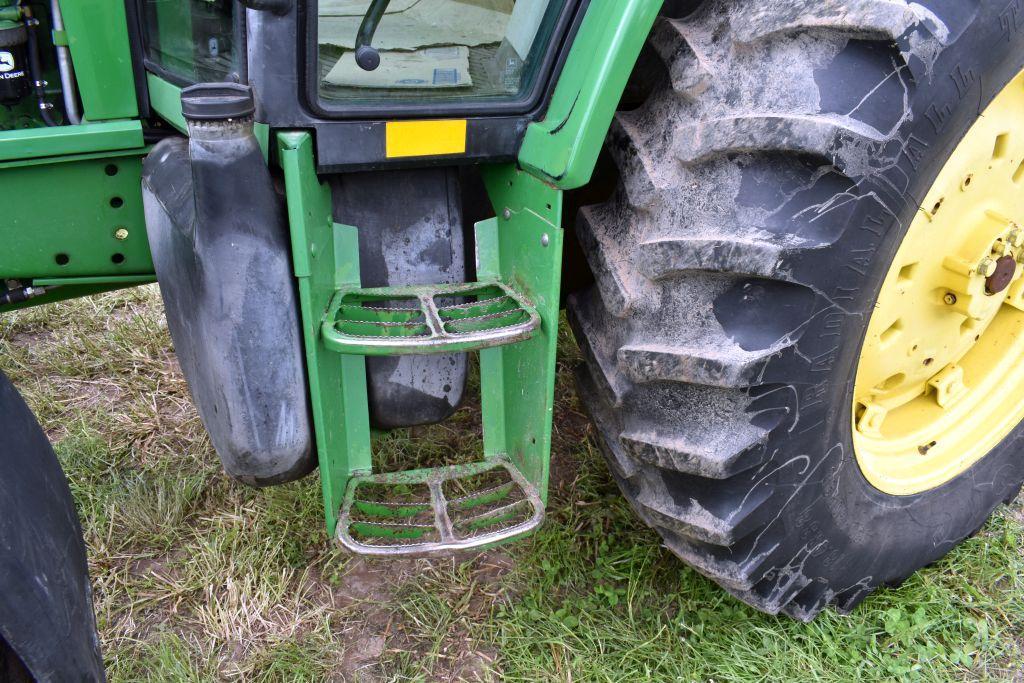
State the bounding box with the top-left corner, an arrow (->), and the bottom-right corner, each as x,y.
321,280 -> 540,356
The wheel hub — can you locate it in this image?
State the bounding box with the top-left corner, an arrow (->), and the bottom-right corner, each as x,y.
853,70 -> 1024,495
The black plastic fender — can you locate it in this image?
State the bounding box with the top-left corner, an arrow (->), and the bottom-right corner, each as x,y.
0,371 -> 105,682
329,168 -> 468,429
141,85 -> 314,486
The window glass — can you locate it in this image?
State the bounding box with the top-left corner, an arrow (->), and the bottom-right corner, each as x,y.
142,0 -> 239,84
317,0 -> 564,106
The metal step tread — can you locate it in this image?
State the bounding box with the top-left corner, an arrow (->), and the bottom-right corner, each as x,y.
322,280 -> 540,356
336,456 -> 545,556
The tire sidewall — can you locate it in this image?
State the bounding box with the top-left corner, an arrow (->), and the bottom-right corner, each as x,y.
757,3 -> 1024,590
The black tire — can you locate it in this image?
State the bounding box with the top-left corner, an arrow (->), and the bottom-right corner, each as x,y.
0,371 -> 105,679
0,637 -> 32,683
569,0 -> 1024,619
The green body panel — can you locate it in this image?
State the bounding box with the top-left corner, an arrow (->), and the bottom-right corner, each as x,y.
146,74 -> 189,134
519,0 -> 661,190
0,147 -> 153,281
0,121 -> 144,161
59,0 -> 137,121
278,132 -> 373,538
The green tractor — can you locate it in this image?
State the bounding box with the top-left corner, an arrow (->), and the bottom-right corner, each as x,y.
3,0 -> 1024,676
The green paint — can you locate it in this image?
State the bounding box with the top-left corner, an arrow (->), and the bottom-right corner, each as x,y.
146,74 -> 189,134
518,0 -> 661,190
278,132 -> 373,538
0,149 -> 153,280
476,165 -> 563,499
0,121 -> 144,162
280,132 -> 563,546
59,0 -> 137,121
32,274 -> 156,287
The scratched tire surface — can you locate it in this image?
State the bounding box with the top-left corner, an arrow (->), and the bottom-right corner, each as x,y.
567,0 -> 1024,620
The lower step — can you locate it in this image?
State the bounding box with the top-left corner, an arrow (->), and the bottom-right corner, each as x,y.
322,280 -> 540,356
336,457 -> 545,556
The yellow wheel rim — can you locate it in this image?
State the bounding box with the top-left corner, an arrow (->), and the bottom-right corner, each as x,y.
853,69 -> 1024,496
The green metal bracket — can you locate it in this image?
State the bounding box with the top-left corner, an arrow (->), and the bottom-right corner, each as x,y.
58,0 -> 138,121
146,74 -> 189,135
279,132 -> 564,547
0,146 -> 153,280
0,121 -> 144,162
477,165 -> 563,498
279,132 -> 373,538
518,0 -> 661,190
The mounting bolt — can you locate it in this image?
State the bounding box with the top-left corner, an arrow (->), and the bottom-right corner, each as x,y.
978,257 -> 998,278
541,233 -> 550,247
502,208 -> 512,220
114,228 -> 129,241
943,292 -> 957,305
1008,225 -> 1024,248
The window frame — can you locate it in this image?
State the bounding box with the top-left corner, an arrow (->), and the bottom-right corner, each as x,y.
137,0 -> 248,88
303,0 -> 585,120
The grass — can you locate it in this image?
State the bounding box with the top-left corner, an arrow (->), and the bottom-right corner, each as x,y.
1,286 -> 1022,682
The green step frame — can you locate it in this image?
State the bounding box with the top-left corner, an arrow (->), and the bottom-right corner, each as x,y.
278,132 -> 564,544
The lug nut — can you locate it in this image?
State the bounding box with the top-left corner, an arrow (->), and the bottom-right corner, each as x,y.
978,257 -> 998,277
1008,226 -> 1024,248
943,293 -> 957,305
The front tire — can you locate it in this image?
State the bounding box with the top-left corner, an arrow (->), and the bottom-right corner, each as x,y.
569,0 -> 1024,619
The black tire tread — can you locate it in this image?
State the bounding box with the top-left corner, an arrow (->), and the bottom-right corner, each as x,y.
569,0 -> 956,620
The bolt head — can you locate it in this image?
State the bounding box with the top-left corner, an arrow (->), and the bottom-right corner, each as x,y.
502,208 -> 512,220
541,233 -> 550,247
114,228 -> 129,241
978,257 -> 998,278
943,292 -> 957,305
1008,226 -> 1024,248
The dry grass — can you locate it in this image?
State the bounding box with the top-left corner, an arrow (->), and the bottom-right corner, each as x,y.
1,286 -> 1023,682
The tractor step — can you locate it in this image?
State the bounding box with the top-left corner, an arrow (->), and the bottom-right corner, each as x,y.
321,280 -> 540,356
280,139 -> 562,552
337,457 -> 545,556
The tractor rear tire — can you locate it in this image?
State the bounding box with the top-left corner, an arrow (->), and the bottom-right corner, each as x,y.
568,0 -> 1024,619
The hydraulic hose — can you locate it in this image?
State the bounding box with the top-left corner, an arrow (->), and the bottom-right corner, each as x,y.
48,0 -> 79,124
22,13 -> 58,126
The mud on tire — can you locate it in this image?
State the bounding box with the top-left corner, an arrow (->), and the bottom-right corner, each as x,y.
568,0 -> 1024,619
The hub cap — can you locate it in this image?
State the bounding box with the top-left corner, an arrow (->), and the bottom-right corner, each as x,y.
853,70 -> 1024,495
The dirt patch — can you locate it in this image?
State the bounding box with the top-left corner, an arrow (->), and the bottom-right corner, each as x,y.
338,634 -> 387,682
329,557 -> 419,608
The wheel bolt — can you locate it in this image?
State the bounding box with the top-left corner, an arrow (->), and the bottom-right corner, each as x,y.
1008,226 -> 1024,248
978,257 -> 998,277
943,293 -> 957,305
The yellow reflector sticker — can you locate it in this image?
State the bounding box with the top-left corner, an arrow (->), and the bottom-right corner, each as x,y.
385,120 -> 467,158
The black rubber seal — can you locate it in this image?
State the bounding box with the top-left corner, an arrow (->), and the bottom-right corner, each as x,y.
181,82 -> 255,121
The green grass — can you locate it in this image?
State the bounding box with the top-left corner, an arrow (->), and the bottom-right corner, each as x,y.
1,286 -> 1023,682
